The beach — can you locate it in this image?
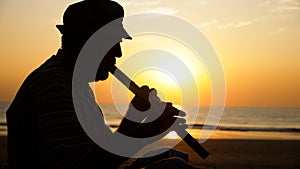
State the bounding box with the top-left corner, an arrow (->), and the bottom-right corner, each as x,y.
0,133 -> 7,169
1,132 -> 300,169
1,105 -> 300,168
175,139 -> 300,169
121,137 -> 300,169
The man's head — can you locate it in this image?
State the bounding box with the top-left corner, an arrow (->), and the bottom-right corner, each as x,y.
57,0 -> 131,81
57,0 -> 131,37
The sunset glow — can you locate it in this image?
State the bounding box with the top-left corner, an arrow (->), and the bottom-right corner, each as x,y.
0,0 -> 299,108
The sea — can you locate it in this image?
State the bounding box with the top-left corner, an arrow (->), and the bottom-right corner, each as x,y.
1,101 -> 300,140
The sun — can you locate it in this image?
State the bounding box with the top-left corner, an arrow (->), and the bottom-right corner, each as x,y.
132,69 -> 181,103
109,34 -> 212,106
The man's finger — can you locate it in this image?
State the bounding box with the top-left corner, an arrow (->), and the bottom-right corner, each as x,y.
178,110 -> 186,117
141,85 -> 150,92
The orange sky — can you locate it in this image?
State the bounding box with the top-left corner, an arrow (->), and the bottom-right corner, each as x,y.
0,0 -> 300,108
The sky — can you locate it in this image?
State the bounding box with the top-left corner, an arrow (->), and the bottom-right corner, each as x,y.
0,0 -> 299,108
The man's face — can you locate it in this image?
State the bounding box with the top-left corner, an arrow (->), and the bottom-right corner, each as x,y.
95,42 -> 122,81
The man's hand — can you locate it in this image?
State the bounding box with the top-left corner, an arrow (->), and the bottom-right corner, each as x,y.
117,85 -> 187,140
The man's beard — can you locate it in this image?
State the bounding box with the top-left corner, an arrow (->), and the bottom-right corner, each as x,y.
94,46 -> 119,81
95,58 -> 116,81
95,66 -> 109,81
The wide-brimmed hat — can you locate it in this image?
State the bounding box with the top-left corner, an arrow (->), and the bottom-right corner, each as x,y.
56,0 -> 132,39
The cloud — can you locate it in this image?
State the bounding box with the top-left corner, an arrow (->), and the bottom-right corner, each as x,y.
147,7 -> 178,15
258,0 -> 272,7
217,20 -> 253,30
257,0 -> 300,13
278,0 -> 299,4
270,5 -> 300,13
234,21 -> 252,28
120,0 -> 161,8
268,0 -> 300,20
258,0 -> 300,13
198,18 -> 253,30
198,20 -> 219,28
268,28 -> 287,34
118,0 -> 177,15
192,0 -> 209,6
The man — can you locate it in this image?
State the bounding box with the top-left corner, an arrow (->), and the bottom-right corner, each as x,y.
6,0 -> 198,168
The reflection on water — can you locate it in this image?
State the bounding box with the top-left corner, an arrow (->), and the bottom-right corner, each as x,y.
1,102 -> 300,140
164,130 -> 180,139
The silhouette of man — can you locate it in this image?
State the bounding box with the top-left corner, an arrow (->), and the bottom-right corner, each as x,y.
6,0 -> 200,169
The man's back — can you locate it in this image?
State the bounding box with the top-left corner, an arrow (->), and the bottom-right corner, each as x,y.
6,52 -> 72,168
6,51 -> 126,169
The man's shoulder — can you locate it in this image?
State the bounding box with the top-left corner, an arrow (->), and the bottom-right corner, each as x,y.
7,54 -> 72,113
34,65 -> 69,81
18,56 -> 71,97
32,54 -> 70,82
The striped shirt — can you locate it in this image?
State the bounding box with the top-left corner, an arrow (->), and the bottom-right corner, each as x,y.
6,50 -> 128,169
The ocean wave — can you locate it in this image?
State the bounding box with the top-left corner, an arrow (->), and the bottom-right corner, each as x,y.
190,124 -> 300,133
1,122 -> 300,133
96,123 -> 300,133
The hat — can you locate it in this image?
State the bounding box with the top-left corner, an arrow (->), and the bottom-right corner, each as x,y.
56,0 -> 132,39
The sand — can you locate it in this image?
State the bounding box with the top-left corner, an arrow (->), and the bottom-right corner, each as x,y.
0,133 -> 7,169
1,133 -> 300,169
121,138 -> 300,169
172,139 -> 300,169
